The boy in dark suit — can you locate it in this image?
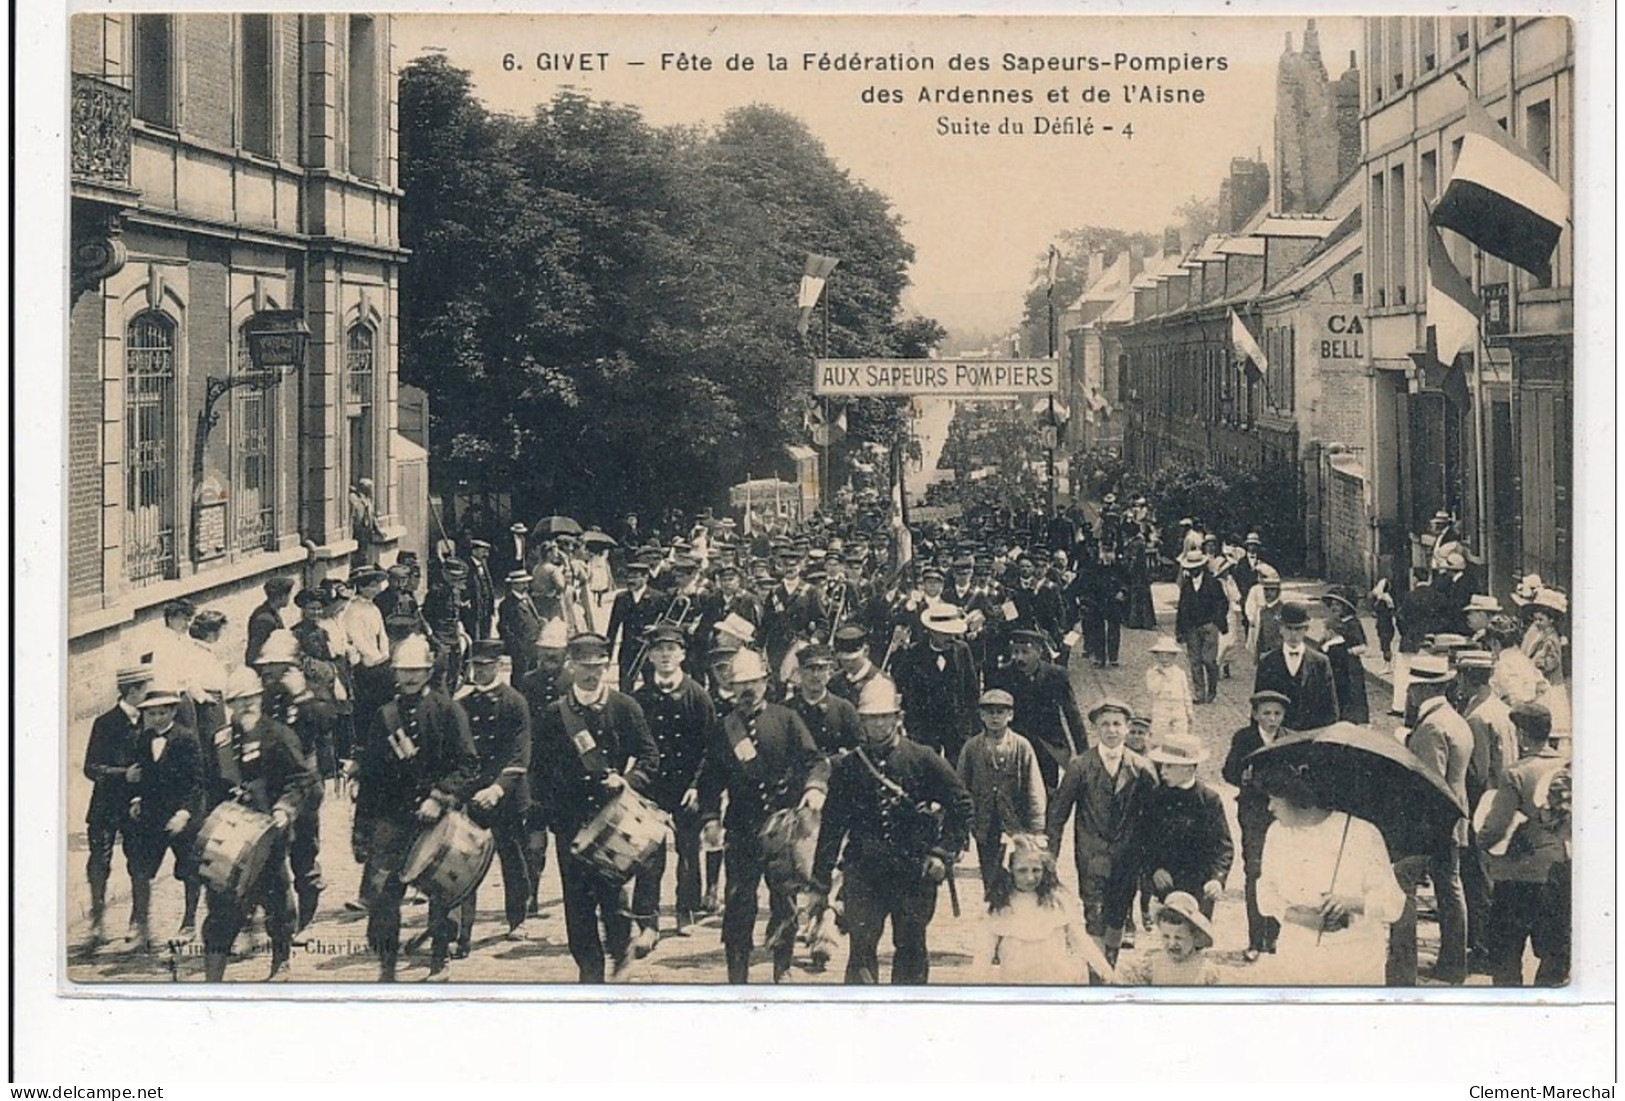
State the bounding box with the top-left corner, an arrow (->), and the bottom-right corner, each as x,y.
82,664 -> 152,946
123,686 -> 206,951
1140,734 -> 1234,918
1221,690 -> 1292,960
1253,602 -> 1340,730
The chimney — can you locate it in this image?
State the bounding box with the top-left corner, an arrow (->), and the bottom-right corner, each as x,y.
1090,250 -> 1107,286
1162,227 -> 1182,257
1303,18 -> 1321,64
1349,50 -> 1357,70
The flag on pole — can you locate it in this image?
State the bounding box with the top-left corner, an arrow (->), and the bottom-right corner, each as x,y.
797,253 -> 840,336
1229,307 -> 1268,379
833,404 -> 848,436
1425,218 -> 1480,367
1429,96 -> 1568,282
890,448 -> 913,567
1046,245 -> 1060,296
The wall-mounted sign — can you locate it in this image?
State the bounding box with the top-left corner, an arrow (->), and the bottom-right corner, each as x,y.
814,358 -> 1060,397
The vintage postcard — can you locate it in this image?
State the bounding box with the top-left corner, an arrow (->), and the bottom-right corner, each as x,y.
56,9 -> 1588,1003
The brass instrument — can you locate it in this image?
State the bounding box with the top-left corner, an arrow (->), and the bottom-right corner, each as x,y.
625,591 -> 703,687
824,582 -> 849,646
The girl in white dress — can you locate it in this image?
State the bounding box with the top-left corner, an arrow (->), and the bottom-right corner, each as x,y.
975,834 -> 1114,985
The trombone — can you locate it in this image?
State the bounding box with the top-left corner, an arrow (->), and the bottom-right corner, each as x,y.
823,582 -> 849,646
625,592 -> 702,687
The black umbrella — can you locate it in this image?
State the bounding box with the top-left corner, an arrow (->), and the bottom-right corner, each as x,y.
532,515 -> 583,538
1246,721 -> 1466,859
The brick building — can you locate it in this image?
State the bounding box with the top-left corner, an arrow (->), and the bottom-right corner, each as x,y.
67,14 -> 410,818
1360,15 -> 1573,596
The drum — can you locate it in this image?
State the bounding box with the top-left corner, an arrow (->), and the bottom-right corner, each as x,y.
402,810 -> 495,909
195,802 -> 279,902
569,787 -> 670,884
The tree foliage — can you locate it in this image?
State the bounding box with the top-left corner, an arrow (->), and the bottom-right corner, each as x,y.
398,57 -> 941,523
1017,226 -> 1158,357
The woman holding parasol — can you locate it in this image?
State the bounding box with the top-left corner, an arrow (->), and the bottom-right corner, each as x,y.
1249,722 -> 1464,986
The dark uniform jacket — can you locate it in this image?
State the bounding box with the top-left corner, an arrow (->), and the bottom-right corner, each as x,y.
1008,578 -> 1067,646
1046,747 -> 1157,883
987,660 -> 1088,772
85,702 -> 142,826
202,715 -> 317,822
532,689 -> 658,834
762,582 -> 817,668
456,682 -> 532,818
812,736 -> 973,887
1138,781 -> 1235,890
633,674 -> 716,811
355,689 -> 481,824
695,588 -> 763,652
465,559 -> 496,640
1253,647 -> 1340,731
893,639 -> 979,756
829,660 -> 887,707
696,701 -> 827,832
127,723 -> 207,829
787,690 -> 861,759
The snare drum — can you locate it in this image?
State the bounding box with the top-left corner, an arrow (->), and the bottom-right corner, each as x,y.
402,810 -> 495,909
195,802 -> 279,902
569,787 -> 671,884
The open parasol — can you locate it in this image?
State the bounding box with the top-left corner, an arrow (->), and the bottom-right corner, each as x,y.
532,515 -> 583,538
581,531 -> 618,551
1246,721 -> 1466,859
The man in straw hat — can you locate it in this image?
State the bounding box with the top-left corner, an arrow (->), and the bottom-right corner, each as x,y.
1253,602 -> 1340,731
891,604 -> 979,763
811,677 -> 972,985
123,684 -> 206,951
353,634 -> 481,982
1174,547 -> 1228,703
532,632 -> 659,983
81,661 -> 154,946
1389,651 -> 1472,986
1140,733 -> 1233,920
690,646 -> 827,983
497,568 -> 544,679
1046,697 -> 1157,966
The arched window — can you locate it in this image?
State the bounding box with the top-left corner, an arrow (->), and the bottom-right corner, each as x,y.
346,322 -> 376,502
234,324 -> 276,551
125,312 -> 178,583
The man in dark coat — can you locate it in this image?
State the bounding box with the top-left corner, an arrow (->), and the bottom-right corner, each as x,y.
786,643 -> 862,758
122,685 -> 207,951
515,617 -> 572,917
811,677 -> 972,985
464,540 -> 497,641
244,576 -> 294,666
606,560 -> 667,691
531,633 -> 660,983
1139,734 -> 1234,919
1080,542 -> 1129,667
82,664 -> 151,945
1252,602 -> 1340,730
691,647 -> 828,984
892,604 -> 980,763
1174,550 -> 1229,703
497,569 -> 544,679
631,626 -> 717,944
454,640 -> 534,950
353,635 -> 481,981
988,629 -> 1088,791
199,668 -> 318,982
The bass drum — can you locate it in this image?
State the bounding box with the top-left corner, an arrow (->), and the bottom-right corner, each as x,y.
570,787 -> 670,885
195,802 -> 279,902
402,810 -> 495,909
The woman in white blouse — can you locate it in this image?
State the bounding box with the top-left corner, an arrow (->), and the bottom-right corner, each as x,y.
1255,770 -> 1405,986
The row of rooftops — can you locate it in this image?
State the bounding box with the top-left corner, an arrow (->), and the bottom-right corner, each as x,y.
1068,171 -> 1363,332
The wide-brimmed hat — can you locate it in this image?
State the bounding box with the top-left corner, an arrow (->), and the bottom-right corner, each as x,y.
1148,733 -> 1208,766
137,687 -> 182,709
921,604 -> 968,636
1463,594 -> 1503,614
1178,549 -> 1208,569
1529,588 -> 1569,618
1321,587 -> 1360,615
506,569 -> 533,585
1408,653 -> 1454,681
1149,636 -> 1181,655
716,613 -> 757,642
1156,892 -> 1214,949
1510,573 -> 1544,606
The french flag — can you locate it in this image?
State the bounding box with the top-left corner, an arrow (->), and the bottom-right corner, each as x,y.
1429,98 -> 1568,283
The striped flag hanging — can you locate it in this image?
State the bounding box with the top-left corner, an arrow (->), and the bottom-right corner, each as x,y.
1229,307 -> 1268,380
796,253 -> 840,336
1429,97 -> 1568,282
1425,218 -> 1480,367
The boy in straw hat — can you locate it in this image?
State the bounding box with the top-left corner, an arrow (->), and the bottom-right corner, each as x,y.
1139,734 -> 1234,920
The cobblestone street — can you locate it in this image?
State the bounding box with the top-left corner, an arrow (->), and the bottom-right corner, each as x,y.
66,578 -> 1463,989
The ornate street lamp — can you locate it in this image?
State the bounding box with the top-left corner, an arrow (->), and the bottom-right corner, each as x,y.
191,308 -> 310,562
